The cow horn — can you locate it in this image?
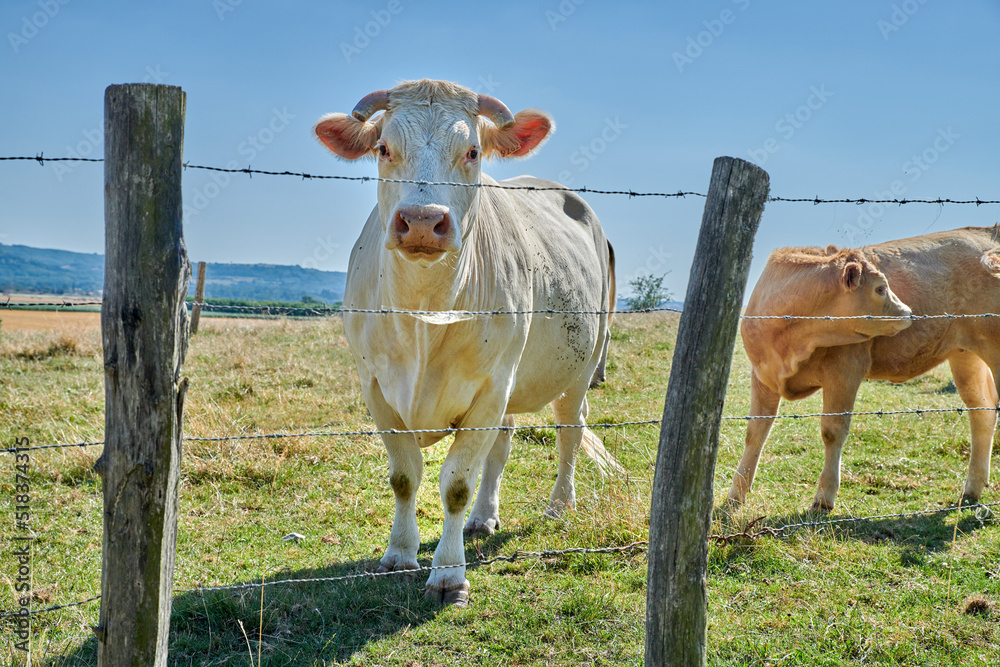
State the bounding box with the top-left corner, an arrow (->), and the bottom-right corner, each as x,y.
352,90 -> 389,122
478,94 -> 515,129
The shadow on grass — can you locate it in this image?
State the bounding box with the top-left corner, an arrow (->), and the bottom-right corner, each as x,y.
717,503 -> 993,554
806,506 -> 993,554
58,526 -> 532,666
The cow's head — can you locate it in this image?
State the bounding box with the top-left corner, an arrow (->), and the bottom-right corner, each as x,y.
314,80 -> 553,265
832,253 -> 912,336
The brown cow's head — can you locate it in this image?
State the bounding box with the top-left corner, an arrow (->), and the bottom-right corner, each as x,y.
313,80 -> 553,266
833,253 -> 912,337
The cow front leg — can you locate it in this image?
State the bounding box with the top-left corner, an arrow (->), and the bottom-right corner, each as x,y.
949,351 -> 999,505
379,434 -> 423,573
464,415 -> 514,537
814,355 -> 867,512
362,380 -> 424,574
425,429 -> 495,607
727,371 -> 781,507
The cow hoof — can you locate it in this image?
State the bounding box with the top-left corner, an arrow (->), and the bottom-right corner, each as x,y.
463,517 -> 500,537
424,582 -> 470,607
543,501 -> 572,520
809,501 -> 834,514
376,554 -> 419,575
960,494 -> 981,508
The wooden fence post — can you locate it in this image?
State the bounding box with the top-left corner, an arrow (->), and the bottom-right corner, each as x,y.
191,261 -> 207,333
645,157 -> 769,666
95,83 -> 188,666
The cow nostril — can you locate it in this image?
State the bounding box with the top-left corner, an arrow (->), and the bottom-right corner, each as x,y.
394,213 -> 410,235
433,216 -> 450,237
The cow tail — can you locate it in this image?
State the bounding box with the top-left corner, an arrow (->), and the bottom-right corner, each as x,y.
607,240 -> 617,325
580,427 -> 624,475
589,240 -> 616,389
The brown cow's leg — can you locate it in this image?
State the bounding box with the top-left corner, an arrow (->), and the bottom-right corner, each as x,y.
813,351 -> 868,512
727,371 -> 780,507
949,351 -> 999,505
464,414 -> 514,536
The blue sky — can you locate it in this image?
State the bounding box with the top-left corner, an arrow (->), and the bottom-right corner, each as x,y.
2,0 -> 998,300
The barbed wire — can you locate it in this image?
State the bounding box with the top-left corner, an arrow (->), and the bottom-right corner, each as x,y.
8,299 -> 1000,324
7,405 -> 998,454
767,195 -> 1000,206
5,500 -> 995,620
2,298 -> 103,309
3,155 -> 998,205
0,595 -> 102,621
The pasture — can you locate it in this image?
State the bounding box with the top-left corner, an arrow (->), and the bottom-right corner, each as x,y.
1,310 -> 998,665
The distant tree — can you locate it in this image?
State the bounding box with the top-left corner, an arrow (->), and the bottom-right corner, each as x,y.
626,273 -> 672,311
301,295 -> 317,304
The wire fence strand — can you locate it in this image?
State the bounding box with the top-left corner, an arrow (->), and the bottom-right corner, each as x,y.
3,155 -> 998,204
4,500 -> 995,620
7,298 -> 1000,325
6,405 -> 998,454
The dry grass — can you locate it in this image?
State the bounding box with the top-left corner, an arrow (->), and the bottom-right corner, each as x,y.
0,310 -> 998,665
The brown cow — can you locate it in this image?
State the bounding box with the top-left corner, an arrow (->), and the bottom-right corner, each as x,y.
729,225 -> 1000,511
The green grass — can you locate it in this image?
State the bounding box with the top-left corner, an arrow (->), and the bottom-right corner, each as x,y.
0,313 -> 998,665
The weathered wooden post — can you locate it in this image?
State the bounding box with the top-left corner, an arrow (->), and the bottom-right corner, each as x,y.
190,261 -> 207,333
645,157 -> 769,665
95,83 -> 188,666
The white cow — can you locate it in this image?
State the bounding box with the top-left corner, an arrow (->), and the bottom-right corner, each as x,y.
314,79 -> 617,606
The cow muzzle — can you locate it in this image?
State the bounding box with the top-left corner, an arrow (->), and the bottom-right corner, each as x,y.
885,301 -> 913,333
387,204 -> 456,260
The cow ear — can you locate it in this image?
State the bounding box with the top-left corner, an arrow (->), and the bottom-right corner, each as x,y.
314,113 -> 382,160
842,262 -> 863,291
481,109 -> 554,159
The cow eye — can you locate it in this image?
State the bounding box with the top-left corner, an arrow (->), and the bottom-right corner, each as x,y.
876,285 -> 887,296
466,147 -> 479,161
377,143 -> 389,158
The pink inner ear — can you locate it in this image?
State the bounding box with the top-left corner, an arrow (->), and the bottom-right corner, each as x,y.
314,114 -> 376,160
842,262 -> 862,290
509,114 -> 552,157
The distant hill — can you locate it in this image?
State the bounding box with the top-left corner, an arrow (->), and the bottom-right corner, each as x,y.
0,244 -> 346,304
190,262 -> 345,304
0,244 -> 104,294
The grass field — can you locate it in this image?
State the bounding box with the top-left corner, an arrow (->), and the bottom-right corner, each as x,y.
0,310 -> 997,665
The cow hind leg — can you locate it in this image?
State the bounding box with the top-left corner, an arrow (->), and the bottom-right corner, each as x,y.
949,351 -> 999,505
727,371 -> 780,508
464,415 -> 514,537
546,390 -> 592,518
589,330 -> 611,388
